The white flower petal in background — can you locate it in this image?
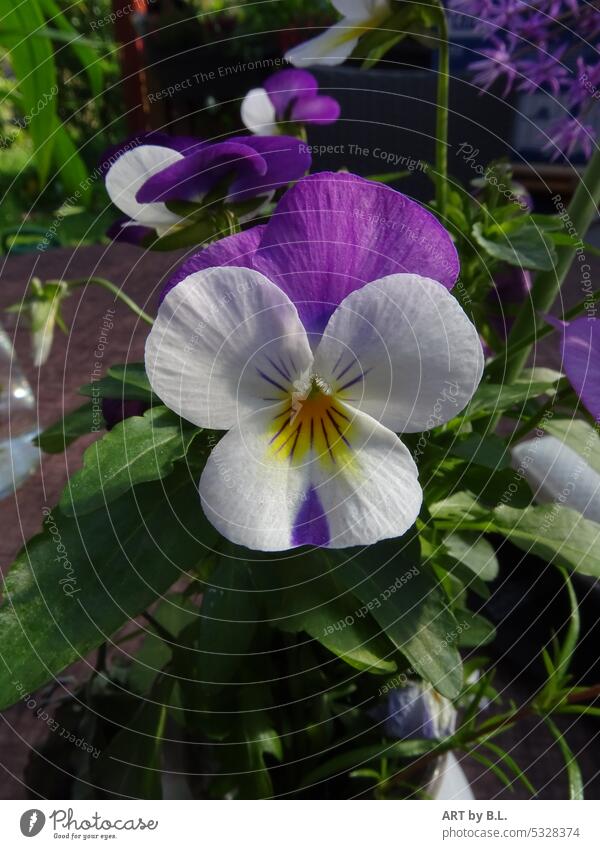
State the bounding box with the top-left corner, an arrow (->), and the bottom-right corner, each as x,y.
241,87 -> 278,135
313,274 -> 484,433
105,145 -> 184,229
512,434 -> 600,523
285,0 -> 391,67
145,267 -> 313,430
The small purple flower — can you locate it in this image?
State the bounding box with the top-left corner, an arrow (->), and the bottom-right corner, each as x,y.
103,133 -> 311,244
487,266 -> 532,346
101,398 -> 150,430
381,683 -> 456,740
241,69 -> 340,135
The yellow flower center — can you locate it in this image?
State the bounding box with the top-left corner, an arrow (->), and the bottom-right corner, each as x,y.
267,375 -> 354,467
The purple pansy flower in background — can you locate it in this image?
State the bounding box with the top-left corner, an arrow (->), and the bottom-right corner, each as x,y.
145,172 -> 483,551
103,132 -> 311,244
380,683 -> 456,740
487,265 -> 532,347
512,430 -> 600,524
544,314 -> 600,422
101,398 -> 150,431
241,69 -> 340,135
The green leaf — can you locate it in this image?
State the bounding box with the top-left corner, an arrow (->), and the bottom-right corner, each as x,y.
301,738 -> 437,787
472,221 -> 557,271
79,362 -> 153,402
331,536 -> 463,698
272,559 -> 397,675
127,593 -> 200,696
210,711 -> 282,799
467,749 -> 514,791
455,610 -> 496,648
59,406 -> 201,516
108,363 -> 152,391
0,465 -> 218,711
38,0 -> 103,96
92,677 -> 171,799
492,505 -> 600,577
443,533 -> 499,581
481,741 -> 536,795
175,561 -> 259,703
51,123 -> 90,198
35,402 -> 100,453
451,433 -> 510,470
544,717 -> 584,800
0,0 -> 57,182
429,492 -> 491,525
465,379 -> 558,418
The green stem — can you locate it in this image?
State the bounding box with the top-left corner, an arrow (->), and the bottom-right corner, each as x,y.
70,277 -> 154,326
434,3 -> 449,220
490,145 -> 600,386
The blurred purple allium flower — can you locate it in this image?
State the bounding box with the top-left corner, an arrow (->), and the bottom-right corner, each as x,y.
449,1 -> 600,160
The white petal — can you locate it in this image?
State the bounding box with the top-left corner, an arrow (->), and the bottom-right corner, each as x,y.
105,145 -> 183,228
311,405 -> 422,548
145,267 -> 313,430
333,0 -> 389,16
313,274 -> 484,433
285,22 -> 360,67
198,402 -> 421,551
241,88 -> 278,135
512,435 -> 600,523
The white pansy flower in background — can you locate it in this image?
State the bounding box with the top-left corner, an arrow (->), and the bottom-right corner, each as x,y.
285,0 -> 391,67
145,173 -> 483,551
512,431 -> 600,524
241,69 -> 340,135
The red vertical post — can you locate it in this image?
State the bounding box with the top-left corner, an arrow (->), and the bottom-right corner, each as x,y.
111,0 -> 150,134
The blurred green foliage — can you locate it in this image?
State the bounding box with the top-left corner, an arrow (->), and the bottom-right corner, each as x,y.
0,1 -> 126,248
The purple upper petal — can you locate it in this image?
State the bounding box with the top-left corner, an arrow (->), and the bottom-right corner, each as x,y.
136,141 -> 267,203
226,135 -> 311,202
159,226 -> 265,303
263,69 -> 318,117
290,485 -> 330,547
290,95 -> 341,125
561,316 -> 600,422
252,171 -> 460,334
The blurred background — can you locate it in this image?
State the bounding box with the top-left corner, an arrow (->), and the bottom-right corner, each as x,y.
1,0 -> 595,259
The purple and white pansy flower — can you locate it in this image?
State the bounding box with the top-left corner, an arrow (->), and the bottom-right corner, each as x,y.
285,0 -> 391,67
103,132 -> 311,243
241,69 -> 340,135
145,172 -> 484,551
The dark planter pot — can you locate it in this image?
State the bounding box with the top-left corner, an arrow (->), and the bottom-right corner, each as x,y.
306,65 -> 516,203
